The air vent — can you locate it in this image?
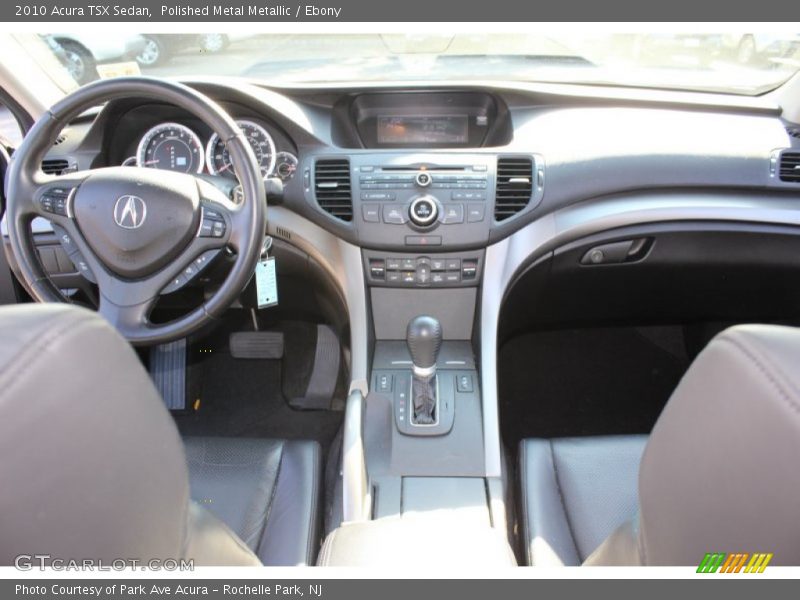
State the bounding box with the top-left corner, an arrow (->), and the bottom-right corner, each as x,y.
314,158 -> 352,221
779,151 -> 800,182
786,127 -> 800,139
494,156 -> 533,221
41,159 -> 70,175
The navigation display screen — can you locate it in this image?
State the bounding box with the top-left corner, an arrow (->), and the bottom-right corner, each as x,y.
377,115 -> 469,145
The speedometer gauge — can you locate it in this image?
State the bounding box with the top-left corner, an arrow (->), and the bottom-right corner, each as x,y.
206,120 -> 276,178
136,123 -> 204,174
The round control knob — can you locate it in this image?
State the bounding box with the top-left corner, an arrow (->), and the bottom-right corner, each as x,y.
415,171 -> 432,187
409,196 -> 439,227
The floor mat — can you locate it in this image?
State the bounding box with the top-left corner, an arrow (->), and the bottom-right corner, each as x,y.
498,326 -> 690,448
173,319 -> 343,454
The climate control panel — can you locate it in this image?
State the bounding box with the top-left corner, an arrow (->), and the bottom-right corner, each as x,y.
363,249 -> 484,288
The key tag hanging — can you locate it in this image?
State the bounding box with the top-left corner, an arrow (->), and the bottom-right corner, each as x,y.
255,236 -> 278,309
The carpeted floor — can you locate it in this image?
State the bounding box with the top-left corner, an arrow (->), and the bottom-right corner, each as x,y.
498,325 -> 690,449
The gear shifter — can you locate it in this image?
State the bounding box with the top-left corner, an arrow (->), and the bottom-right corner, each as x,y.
406,315 -> 442,425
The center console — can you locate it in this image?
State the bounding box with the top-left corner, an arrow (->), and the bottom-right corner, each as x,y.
315,94 -> 530,565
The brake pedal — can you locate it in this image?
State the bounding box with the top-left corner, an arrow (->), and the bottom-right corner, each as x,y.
150,339 -> 187,411
230,331 -> 285,359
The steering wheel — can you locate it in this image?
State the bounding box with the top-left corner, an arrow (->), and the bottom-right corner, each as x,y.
5,77 -> 266,345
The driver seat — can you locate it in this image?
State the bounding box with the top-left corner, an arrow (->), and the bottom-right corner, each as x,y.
0,304 -> 321,566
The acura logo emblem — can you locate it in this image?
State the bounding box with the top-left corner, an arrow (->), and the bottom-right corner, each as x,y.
113,195 -> 147,229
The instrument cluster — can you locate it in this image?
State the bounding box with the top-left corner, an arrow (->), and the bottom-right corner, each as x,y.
121,120 -> 298,183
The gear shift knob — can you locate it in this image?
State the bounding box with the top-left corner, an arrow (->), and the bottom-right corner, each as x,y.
406,315 -> 442,376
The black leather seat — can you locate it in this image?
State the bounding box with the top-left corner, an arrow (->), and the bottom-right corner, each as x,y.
0,305 -> 322,566
184,437 -> 321,566
519,435 -> 646,566
519,324 -> 800,566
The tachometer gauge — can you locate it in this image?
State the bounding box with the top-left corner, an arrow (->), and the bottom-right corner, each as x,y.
136,123 -> 204,174
273,152 -> 298,181
206,120 -> 276,178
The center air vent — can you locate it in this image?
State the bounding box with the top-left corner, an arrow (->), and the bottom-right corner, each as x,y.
41,159 -> 70,175
495,156 -> 533,221
779,152 -> 800,183
314,158 -> 352,221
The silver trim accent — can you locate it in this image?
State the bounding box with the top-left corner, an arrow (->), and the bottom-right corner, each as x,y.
412,364 -> 436,378
265,206 -> 369,396
343,389 -> 371,522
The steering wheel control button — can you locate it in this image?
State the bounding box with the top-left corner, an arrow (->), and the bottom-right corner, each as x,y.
162,273 -> 188,295
39,188 -> 71,216
415,172 -> 432,187
51,224 -> 78,254
441,204 -> 464,224
199,209 -> 227,238
409,197 -> 438,227
383,205 -> 407,224
69,252 -> 96,283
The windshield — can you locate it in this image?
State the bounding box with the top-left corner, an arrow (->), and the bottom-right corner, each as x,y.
13,32 -> 800,95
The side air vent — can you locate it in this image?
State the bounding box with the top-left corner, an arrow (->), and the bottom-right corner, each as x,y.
779,151 -> 800,182
314,158 -> 352,221
41,159 -> 70,175
494,156 -> 533,221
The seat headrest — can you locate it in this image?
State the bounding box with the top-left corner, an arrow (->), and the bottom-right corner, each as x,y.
639,324 -> 800,565
0,304 -> 190,565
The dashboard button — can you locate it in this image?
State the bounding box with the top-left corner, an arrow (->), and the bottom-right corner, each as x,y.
444,271 -> 461,283
369,259 -> 386,279
467,205 -> 486,222
415,172 -> 432,187
430,258 -> 446,271
362,192 -> 395,201
387,271 -> 401,283
383,205 -> 408,224
400,257 -> 416,270
445,259 -> 461,271
386,258 -> 402,270
409,196 -> 438,226
416,263 -> 432,285
362,204 -> 381,223
441,204 -> 464,224
401,271 -> 416,284
431,272 -> 446,284
405,235 -> 442,247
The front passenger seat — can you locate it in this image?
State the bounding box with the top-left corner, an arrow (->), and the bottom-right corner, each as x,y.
0,304 -> 321,566
519,324 -> 800,566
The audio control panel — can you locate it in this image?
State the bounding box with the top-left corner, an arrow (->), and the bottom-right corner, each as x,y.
350,153 -> 496,249
363,249 -> 484,288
